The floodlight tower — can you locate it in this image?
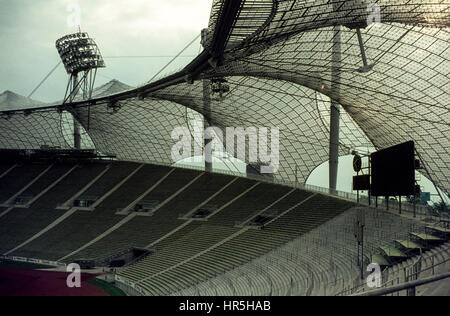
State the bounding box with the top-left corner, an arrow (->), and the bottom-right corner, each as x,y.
56,31 -> 105,149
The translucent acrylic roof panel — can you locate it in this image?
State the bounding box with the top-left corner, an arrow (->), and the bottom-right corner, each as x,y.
70,97 -> 194,165
149,76 -> 354,184
0,110 -> 70,149
218,0 -> 450,52
316,92 -> 376,152
211,22 -> 449,194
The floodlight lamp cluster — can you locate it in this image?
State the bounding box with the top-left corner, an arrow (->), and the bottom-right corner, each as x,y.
56,32 -> 105,75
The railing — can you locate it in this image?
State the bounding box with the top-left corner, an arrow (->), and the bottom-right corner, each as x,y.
113,204 -> 439,296
336,242 -> 450,296
113,234 -> 448,297
174,213 -> 439,296
134,159 -> 441,220
0,255 -> 66,268
352,271 -> 450,296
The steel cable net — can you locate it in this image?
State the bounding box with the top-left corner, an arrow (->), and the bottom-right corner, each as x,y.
220,0 -> 450,50
70,98 -> 194,164
0,0 -> 448,195
149,76 -> 370,184
0,110 -> 70,149
204,0 -> 450,195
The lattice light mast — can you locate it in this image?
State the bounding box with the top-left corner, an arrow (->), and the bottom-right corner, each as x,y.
56,32 -> 105,149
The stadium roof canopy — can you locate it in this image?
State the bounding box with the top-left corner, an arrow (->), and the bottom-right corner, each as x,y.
0,0 -> 449,196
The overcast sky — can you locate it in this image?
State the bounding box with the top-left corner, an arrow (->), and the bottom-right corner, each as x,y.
0,0 -> 213,102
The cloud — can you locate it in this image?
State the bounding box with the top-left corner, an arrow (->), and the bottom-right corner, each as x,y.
0,0 -> 213,102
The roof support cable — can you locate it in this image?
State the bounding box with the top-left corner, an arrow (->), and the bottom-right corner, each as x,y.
355,28 -> 374,73
27,61 -> 62,99
147,34 -> 201,84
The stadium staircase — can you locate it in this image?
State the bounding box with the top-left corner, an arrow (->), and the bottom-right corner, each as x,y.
172,207 -> 431,296
0,163 -> 106,255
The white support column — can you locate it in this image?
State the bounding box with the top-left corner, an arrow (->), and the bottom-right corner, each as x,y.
74,119 -> 81,150
329,25 -> 342,192
203,79 -> 213,173
204,122 -> 213,173
329,101 -> 340,192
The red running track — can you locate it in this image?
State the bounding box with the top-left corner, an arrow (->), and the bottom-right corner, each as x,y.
0,267 -> 108,296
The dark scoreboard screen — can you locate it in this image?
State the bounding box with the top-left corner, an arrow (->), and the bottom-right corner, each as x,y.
371,141 -> 415,197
